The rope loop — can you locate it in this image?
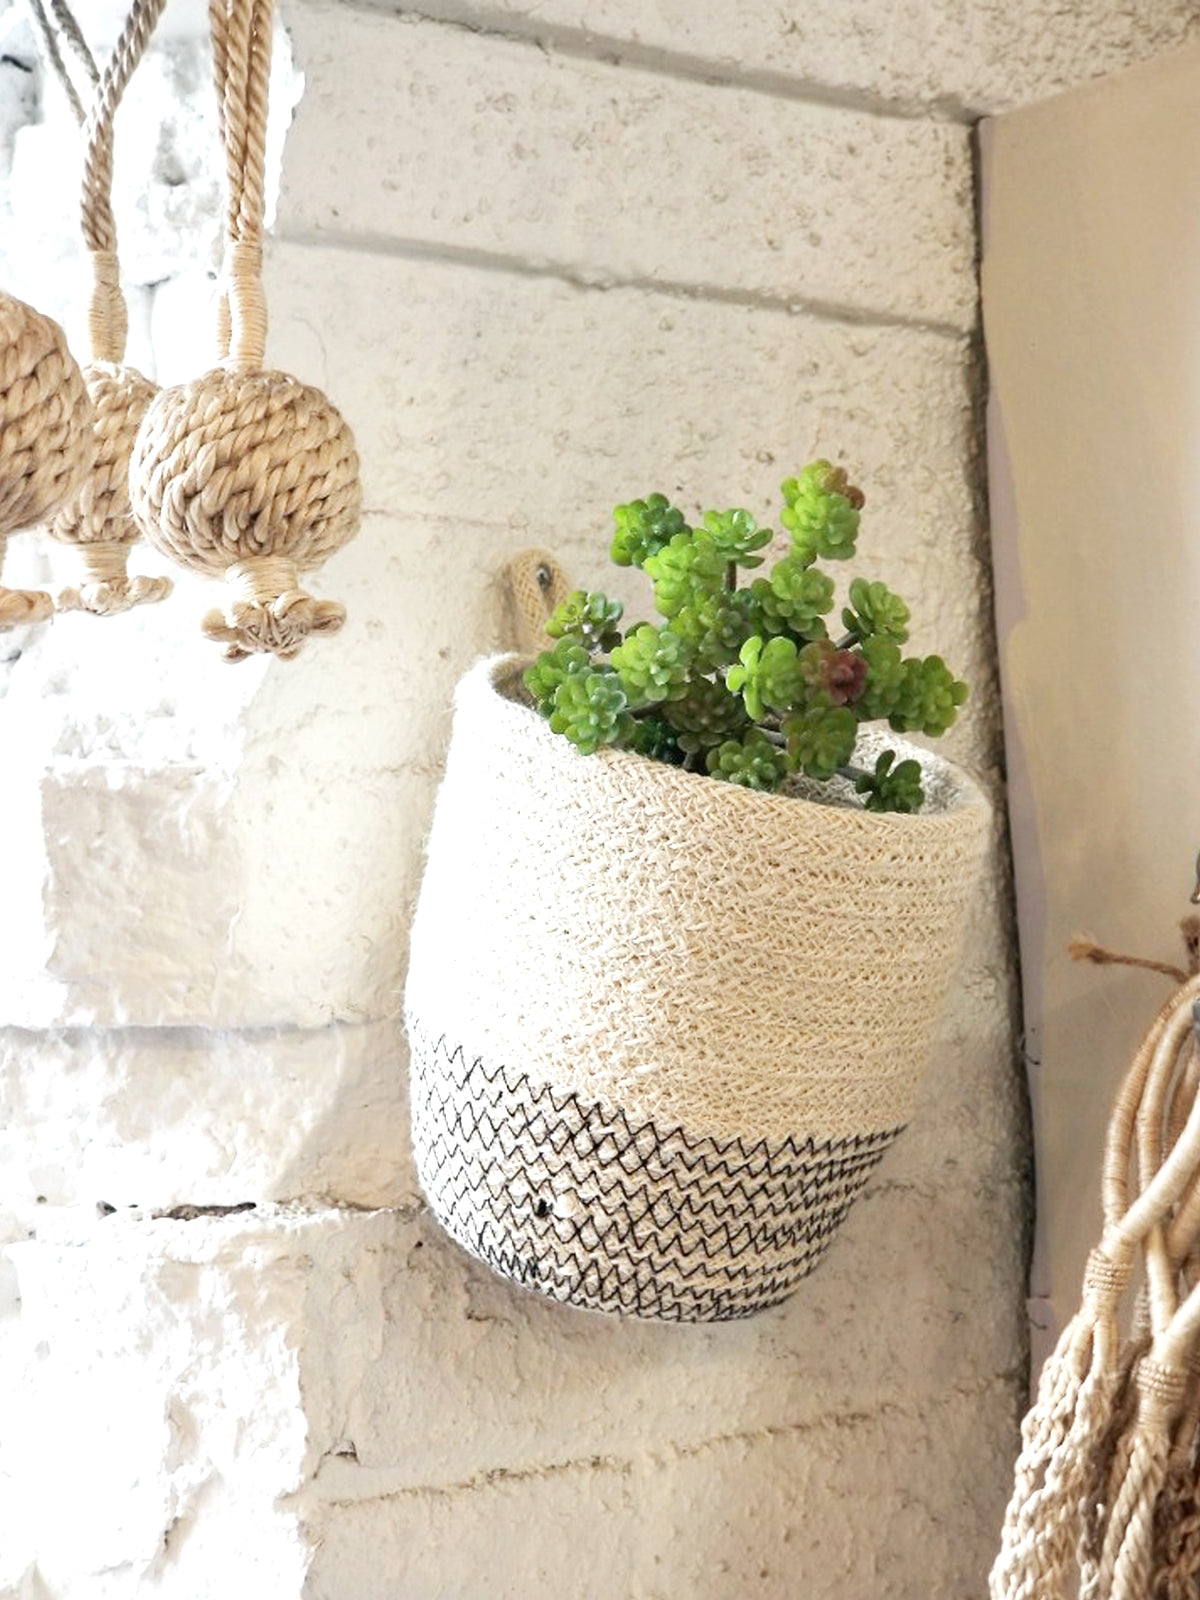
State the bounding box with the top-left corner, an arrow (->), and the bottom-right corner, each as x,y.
32,0 -> 170,365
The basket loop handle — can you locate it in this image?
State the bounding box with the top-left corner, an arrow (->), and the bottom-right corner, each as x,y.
502,549 -> 572,655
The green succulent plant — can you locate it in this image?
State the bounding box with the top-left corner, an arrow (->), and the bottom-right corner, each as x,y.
525,462 -> 968,813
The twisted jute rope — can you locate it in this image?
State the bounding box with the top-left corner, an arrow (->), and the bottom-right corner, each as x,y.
1073,928 -> 1200,1598
992,931 -> 1200,1599
0,282 -> 94,627
1087,1009 -> 1200,1597
28,0 -> 174,617
24,0 -> 96,125
1145,1148 -> 1200,1597
1150,1267 -> 1200,1600
128,0 -> 361,662
1130,1050 -> 1200,1597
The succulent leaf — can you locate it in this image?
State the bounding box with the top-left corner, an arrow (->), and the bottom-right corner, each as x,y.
611,494 -> 691,568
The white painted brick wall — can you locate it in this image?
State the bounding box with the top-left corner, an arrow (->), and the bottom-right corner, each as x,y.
363,0 -> 1200,115
0,0 -> 1182,1593
281,8 -> 977,329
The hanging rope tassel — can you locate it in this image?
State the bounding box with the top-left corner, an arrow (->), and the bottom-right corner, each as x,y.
1152,1355 -> 1200,1598
990,1243 -> 1135,1599
129,0 -> 361,662
29,0 -> 174,618
1098,1356 -> 1190,1596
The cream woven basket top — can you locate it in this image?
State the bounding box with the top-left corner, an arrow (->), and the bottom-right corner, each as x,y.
405,655 -> 991,1145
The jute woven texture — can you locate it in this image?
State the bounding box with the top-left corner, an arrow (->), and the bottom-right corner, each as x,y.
405,655 -> 990,1319
51,363 -> 171,614
0,290 -> 93,627
410,1022 -> 900,1320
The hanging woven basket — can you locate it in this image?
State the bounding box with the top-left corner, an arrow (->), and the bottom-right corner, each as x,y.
404,654 -> 990,1322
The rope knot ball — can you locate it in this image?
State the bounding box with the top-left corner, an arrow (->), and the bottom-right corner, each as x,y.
0,290 -> 94,628
129,366 -> 362,661
51,361 -> 173,615
0,292 -> 94,531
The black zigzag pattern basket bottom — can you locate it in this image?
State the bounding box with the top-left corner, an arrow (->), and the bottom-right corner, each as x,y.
409,1026 -> 902,1323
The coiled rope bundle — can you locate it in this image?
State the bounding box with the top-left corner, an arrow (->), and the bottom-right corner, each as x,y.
26,0 -> 174,618
991,931 -> 1200,1599
129,0 -> 361,662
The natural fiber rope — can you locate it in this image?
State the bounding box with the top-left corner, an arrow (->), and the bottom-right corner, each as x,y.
994,942 -> 1200,1599
0,533 -> 54,626
25,0 -> 88,123
49,0 -> 99,90
33,0 -> 170,364
30,0 -> 174,617
129,0 -> 362,662
209,0 -> 270,369
0,287 -> 94,628
1071,937 -> 1191,987
992,973 -> 1200,1599
502,549 -> 572,654
1151,1310 -> 1200,1599
1107,1043 -> 1200,1598
79,0 -> 169,361
1090,1032 -> 1200,1598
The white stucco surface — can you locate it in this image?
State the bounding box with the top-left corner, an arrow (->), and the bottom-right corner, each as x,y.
0,0 -> 1182,1593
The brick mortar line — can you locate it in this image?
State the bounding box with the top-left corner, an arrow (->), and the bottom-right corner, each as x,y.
294,1369 -> 1024,1508
326,0 -> 981,126
273,224 -> 975,341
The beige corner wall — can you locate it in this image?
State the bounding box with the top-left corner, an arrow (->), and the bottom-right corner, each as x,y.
9,0 -> 1197,1594
983,40 -> 1200,1360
